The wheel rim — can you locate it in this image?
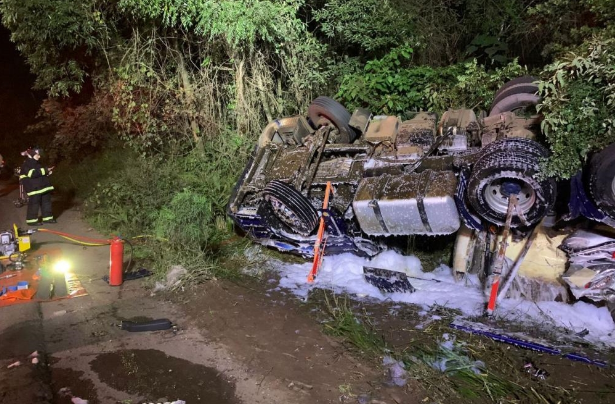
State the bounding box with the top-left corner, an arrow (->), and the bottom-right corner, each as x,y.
268,195 -> 311,234
483,178 -> 536,215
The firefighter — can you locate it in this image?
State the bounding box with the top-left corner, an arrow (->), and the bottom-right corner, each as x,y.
20,148 -> 56,226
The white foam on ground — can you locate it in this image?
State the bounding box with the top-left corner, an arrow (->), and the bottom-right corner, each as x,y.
274,250 -> 615,348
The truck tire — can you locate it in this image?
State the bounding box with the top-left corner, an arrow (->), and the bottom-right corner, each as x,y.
587,142 -> 615,220
489,93 -> 541,116
262,180 -> 319,236
491,83 -> 539,110
467,139 -> 555,228
493,76 -> 536,100
308,96 -> 356,144
490,76 -> 539,116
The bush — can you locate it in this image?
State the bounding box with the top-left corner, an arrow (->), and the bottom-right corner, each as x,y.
426,59 -> 526,113
337,46 -> 527,115
154,190 -> 216,250
538,38 -> 615,179
85,154 -> 180,236
83,132 -> 250,248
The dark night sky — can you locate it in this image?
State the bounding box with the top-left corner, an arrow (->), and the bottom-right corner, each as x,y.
0,23 -> 42,165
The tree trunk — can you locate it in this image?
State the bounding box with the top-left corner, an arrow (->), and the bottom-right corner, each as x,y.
177,49 -> 203,153
256,73 -> 273,123
235,57 -> 247,134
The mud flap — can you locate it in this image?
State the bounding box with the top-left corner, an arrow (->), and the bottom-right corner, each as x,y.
363,266 -> 415,293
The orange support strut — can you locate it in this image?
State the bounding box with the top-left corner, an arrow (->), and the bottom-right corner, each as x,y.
307,181 -> 332,283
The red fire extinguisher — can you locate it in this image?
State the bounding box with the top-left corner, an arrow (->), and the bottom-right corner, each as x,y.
109,236 -> 124,286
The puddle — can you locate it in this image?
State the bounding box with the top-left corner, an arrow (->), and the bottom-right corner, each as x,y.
51,367 -> 99,404
91,349 -> 240,403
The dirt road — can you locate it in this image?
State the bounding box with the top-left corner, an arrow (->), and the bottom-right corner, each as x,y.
0,181 -> 417,403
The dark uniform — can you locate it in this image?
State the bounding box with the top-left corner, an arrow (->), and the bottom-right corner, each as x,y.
20,151 -> 55,225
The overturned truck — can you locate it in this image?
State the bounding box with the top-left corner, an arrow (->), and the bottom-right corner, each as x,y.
228,77 -> 557,257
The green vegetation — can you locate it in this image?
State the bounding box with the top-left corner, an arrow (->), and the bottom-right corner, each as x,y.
318,293 -> 575,403
74,136 -> 249,280
323,294 -> 385,357
2,0 -> 615,281
2,2 -> 614,400
538,38 -> 615,178
336,49 -> 527,115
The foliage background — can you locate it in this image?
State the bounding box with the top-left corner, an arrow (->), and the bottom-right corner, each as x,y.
1,0 -> 614,275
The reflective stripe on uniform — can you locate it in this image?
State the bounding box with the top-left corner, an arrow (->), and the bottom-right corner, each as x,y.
19,175 -> 27,180
26,219 -> 39,224
41,168 -> 46,175
42,216 -> 54,221
27,186 -> 54,196
27,169 -> 35,177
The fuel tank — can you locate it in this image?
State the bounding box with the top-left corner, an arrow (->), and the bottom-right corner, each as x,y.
352,170 -> 460,236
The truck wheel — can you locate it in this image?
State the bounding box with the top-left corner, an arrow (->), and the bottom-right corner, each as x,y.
491,83 -> 538,111
490,76 -> 540,116
587,142 -> 615,220
467,139 -> 555,227
493,76 -> 537,101
489,93 -> 540,116
262,180 -> 319,236
308,96 -> 356,144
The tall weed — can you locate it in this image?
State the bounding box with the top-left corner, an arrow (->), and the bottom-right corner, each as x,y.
85,154 -> 179,236
82,132 -> 250,267
154,190 -> 216,250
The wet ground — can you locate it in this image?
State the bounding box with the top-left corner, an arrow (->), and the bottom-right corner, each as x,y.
90,349 -> 239,404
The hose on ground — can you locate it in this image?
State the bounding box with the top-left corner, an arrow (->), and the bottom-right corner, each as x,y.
38,228 -> 110,245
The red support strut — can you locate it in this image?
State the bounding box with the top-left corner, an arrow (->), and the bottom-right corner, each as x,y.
307,182 -> 332,283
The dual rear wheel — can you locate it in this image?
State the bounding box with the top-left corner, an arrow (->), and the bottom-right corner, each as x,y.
467,77 -> 553,228
466,138 -> 555,228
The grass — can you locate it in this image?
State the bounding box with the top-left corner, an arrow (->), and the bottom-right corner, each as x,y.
408,341 -> 525,402
49,135 -> 255,286
317,292 -> 577,404
322,293 -> 385,358
128,236 -> 252,289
